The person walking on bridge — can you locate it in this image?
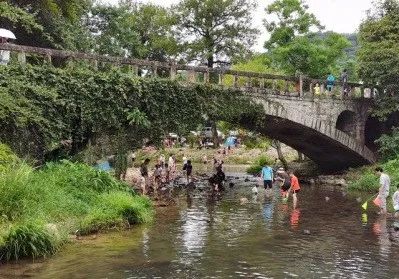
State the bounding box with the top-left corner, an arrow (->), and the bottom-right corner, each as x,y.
261,163 -> 274,196
326,73 -> 335,92
375,167 -> 390,215
340,69 -> 349,97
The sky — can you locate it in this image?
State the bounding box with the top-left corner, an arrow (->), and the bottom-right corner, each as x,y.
101,0 -> 374,51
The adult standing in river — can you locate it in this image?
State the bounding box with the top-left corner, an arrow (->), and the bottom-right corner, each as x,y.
375,167 -> 390,215
261,163 -> 274,196
140,159 -> 150,195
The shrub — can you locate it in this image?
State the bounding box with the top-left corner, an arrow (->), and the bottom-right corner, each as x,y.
0,222 -> 60,261
0,143 -> 18,172
376,127 -> 399,162
246,155 -> 274,175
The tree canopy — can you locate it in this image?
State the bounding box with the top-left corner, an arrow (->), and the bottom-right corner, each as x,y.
175,0 -> 259,68
357,0 -> 399,118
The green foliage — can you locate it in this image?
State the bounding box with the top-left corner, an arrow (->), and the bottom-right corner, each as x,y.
347,157 -> 399,193
376,127 -> 399,161
272,32 -> 351,77
0,143 -> 18,172
175,0 -> 259,67
0,64 -> 257,161
0,222 -> 60,261
0,2 -> 44,34
89,3 -> 178,60
246,155 -> 274,175
357,0 -> 399,118
264,0 -> 322,49
0,161 -> 154,261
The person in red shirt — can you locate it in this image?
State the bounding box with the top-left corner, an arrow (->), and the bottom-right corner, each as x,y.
289,170 -> 300,208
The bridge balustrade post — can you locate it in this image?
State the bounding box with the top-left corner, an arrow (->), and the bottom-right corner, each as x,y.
204,70 -> 210,84
260,78 -> 265,91
17,52 -> 26,65
132,65 -> 139,76
233,75 -> 238,88
320,83 -> 325,94
299,75 -> 303,97
44,54 -> 52,64
188,70 -> 196,83
218,73 -> 224,86
152,65 -> 158,78
170,65 -> 177,80
272,80 -> 277,94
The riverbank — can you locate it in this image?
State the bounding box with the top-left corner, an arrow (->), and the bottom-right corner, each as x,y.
0,156 -> 154,261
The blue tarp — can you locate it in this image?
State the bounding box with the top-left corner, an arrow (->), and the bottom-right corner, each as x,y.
95,161 -> 112,171
224,136 -> 237,147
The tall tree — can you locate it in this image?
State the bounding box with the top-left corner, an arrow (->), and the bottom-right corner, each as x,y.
357,0 -> 399,118
264,0 -> 350,78
264,0 -> 322,50
175,0 -> 259,68
89,3 -> 178,60
1,0 -> 93,50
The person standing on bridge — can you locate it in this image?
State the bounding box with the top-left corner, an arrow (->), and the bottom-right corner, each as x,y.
375,167 -> 390,215
326,73 -> 335,92
261,163 -> 274,196
340,69 -> 349,97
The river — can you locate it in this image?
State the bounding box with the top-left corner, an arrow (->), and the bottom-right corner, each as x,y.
1,172 -> 399,278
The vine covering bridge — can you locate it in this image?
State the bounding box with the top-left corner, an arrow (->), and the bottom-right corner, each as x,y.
0,43 -> 378,171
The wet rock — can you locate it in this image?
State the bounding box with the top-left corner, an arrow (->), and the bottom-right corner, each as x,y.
325,197 -> 330,202
316,175 -> 347,187
235,177 -> 240,180
244,178 -> 250,182
240,197 -> 249,204
229,182 -> 234,188
303,229 -> 311,235
356,197 -> 362,203
309,178 -> 315,185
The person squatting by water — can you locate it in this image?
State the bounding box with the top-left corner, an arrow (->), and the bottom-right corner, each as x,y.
376,167 -> 390,215
261,163 -> 274,196
275,168 -> 291,199
209,163 -> 226,193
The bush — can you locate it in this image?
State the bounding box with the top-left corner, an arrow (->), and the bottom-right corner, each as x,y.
0,143 -> 18,172
376,128 -> 399,162
347,158 -> 399,194
0,222 -> 60,261
246,155 -> 274,175
0,161 -> 154,261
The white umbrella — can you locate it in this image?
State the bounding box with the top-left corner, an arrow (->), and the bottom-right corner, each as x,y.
0,28 -> 16,40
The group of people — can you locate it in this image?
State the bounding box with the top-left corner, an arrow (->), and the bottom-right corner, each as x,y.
254,164 -> 301,208
375,167 -> 399,217
313,69 -> 349,97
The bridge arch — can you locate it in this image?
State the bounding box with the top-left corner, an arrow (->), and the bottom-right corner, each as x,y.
245,94 -> 376,171
336,110 -> 356,137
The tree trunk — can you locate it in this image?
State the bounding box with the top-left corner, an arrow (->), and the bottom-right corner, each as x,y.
297,151 -> 304,162
272,140 -> 288,170
211,121 -> 219,148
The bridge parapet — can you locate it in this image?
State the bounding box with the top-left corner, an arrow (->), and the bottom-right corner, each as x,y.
0,43 -> 377,100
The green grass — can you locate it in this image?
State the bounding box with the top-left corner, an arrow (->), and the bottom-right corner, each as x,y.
346,158 -> 399,195
0,157 -> 154,261
246,155 -> 274,175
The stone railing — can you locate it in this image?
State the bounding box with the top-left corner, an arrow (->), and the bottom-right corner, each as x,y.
0,43 -> 376,99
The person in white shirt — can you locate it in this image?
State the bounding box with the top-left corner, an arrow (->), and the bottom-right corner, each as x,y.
375,167 -> 390,215
392,184 -> 399,218
0,37 -> 10,65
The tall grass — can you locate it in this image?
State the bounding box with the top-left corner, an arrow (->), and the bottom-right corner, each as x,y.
0,160 -> 154,261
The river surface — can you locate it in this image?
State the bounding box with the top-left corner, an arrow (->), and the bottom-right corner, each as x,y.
1,172 -> 399,279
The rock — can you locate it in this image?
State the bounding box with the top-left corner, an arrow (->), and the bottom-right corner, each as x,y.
229,182 -> 234,188
235,177 -> 240,180
309,178 -> 315,185
316,175 -> 347,187
303,229 -> 311,235
240,197 -> 249,204
356,197 -> 362,203
325,197 -> 330,202
244,178 -> 250,182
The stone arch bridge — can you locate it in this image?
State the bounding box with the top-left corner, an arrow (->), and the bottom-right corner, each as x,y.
0,43 -> 379,171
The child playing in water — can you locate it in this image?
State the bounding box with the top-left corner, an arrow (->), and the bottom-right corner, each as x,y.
393,184 -> 399,218
289,170 -> 300,208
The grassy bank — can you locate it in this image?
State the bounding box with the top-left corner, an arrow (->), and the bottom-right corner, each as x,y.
0,156 -> 153,261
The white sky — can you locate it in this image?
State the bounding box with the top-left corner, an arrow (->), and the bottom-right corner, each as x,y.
101,0 -> 374,51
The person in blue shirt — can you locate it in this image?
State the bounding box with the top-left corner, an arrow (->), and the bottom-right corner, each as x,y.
261,164 -> 274,193
326,73 -> 335,92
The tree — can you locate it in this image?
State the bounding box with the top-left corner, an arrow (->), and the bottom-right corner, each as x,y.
272,32 -> 350,77
175,0 -> 259,68
264,0 -> 322,50
264,0 -> 350,78
357,0 -> 399,118
88,3 -> 178,60
1,0 -> 93,50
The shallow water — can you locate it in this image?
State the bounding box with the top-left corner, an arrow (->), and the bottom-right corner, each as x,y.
1,174 -> 399,279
